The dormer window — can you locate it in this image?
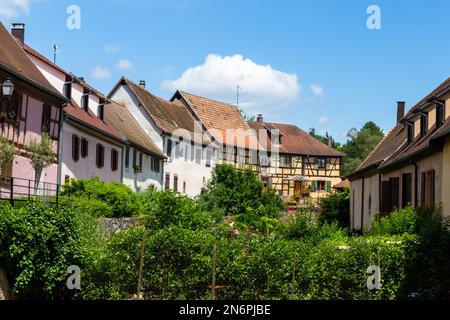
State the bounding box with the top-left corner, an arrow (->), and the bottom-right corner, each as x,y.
82,88 -> 89,112
436,100 -> 445,128
420,112 -> 428,137
63,75 -> 73,100
98,98 -> 105,121
406,122 -> 414,144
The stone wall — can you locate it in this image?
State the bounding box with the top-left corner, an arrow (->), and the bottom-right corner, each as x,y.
0,266 -> 11,300
99,217 -> 147,234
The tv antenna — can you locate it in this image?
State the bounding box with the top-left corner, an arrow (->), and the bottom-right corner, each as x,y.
236,85 -> 250,109
52,44 -> 61,64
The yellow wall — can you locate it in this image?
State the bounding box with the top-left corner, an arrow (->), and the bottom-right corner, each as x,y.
442,137 -> 450,217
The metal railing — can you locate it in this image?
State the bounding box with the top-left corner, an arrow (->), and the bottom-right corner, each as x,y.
0,176 -> 62,206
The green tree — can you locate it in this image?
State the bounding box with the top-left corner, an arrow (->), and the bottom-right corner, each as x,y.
27,133 -> 56,191
0,137 -> 17,173
340,121 -> 384,177
308,129 -> 342,150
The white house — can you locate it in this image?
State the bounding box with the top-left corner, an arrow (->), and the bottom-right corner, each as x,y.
109,78 -> 216,197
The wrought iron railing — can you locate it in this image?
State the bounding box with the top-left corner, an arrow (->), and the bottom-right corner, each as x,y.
0,176 -> 62,206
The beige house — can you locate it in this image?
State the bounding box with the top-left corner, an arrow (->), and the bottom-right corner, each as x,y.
349,77 -> 450,230
249,117 -> 344,201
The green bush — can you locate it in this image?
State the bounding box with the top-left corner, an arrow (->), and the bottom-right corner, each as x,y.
318,188 -> 350,228
199,164 -> 285,217
61,178 -> 141,218
140,190 -> 212,230
367,206 -> 418,236
0,202 -> 98,299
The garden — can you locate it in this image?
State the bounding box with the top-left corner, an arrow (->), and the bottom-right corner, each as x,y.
0,164 -> 449,300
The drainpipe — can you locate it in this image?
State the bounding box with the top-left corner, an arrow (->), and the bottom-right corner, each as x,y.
413,160 -> 419,208
56,107 -> 66,186
361,177 -> 365,231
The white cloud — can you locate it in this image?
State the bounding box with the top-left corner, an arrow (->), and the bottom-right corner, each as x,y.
161,54 -> 301,116
0,0 -> 30,18
310,84 -> 324,98
318,116 -> 329,125
104,44 -> 121,53
116,59 -> 133,71
91,66 -> 111,80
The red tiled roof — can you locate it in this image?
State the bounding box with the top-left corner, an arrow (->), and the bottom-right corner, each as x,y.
123,78 -> 209,144
249,121 -> 344,157
19,39 -> 125,143
0,22 -> 65,102
105,101 -> 165,158
176,91 -> 261,149
66,101 -> 125,142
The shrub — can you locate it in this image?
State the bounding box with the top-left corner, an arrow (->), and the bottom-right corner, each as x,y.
0,202 -> 98,299
61,178 -> 141,218
367,206 -> 418,236
140,190 -> 212,230
318,188 -> 350,228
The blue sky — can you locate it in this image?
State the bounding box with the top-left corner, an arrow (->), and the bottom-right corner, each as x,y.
1,0 -> 450,143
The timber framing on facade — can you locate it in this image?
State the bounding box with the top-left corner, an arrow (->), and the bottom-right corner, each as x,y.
349,77 -> 450,230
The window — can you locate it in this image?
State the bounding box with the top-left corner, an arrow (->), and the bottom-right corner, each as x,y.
195,148 -> 202,164
125,146 -> 130,168
436,101 -> 445,128
173,175 -> 178,192
133,149 -> 137,168
41,104 -> 51,133
280,155 -> 292,168
82,89 -> 89,112
317,181 -> 326,191
165,173 -> 170,190
98,99 -> 105,121
96,144 -> 105,168
381,177 -> 400,215
420,113 -> 428,137
151,156 -> 160,173
111,149 -> 119,171
317,158 -> 327,169
167,139 -> 173,157
64,75 -> 72,100
421,170 -> 435,207
72,135 -> 80,162
0,92 -> 21,123
183,181 -> 186,194
402,173 -> 412,208
407,123 -> 414,144
206,149 -> 212,167
81,138 -> 88,158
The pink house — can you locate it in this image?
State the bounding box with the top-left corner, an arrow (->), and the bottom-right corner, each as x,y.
0,22 -> 67,198
21,28 -> 126,185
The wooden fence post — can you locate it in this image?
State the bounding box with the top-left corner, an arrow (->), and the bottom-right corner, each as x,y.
211,243 -> 217,300
137,228 -> 149,299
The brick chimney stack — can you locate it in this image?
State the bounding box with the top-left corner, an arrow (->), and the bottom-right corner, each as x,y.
397,101 -> 405,124
11,23 -> 25,44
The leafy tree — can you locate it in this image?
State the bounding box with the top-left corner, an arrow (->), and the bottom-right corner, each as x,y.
318,188 -> 350,228
27,133 -> 56,191
199,164 -> 285,217
308,129 -> 342,150
0,137 -> 18,172
340,121 -> 384,176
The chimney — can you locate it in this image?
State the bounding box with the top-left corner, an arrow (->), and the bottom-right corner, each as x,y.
11,23 -> 25,44
397,101 -> 405,123
139,80 -> 146,89
257,114 -> 264,123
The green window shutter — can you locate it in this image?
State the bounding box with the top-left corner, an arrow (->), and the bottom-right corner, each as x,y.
326,181 -> 332,192
311,181 -> 317,192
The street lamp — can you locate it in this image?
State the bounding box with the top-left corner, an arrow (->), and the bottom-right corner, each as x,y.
2,79 -> 14,97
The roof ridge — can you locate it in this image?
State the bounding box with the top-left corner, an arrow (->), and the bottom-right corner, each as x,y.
180,90 -> 237,108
